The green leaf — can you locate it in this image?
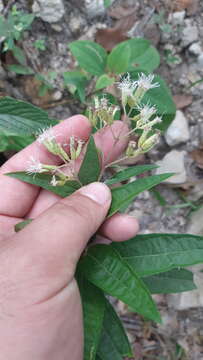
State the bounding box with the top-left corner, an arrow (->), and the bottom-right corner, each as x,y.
7,64 -> 34,75
79,244 -> 161,322
0,15 -> 8,37
114,38 -> 160,72
0,134 -> 34,151
15,219 -> 33,232
0,97 -> 57,136
20,13 -> 35,29
69,40 -> 107,76
112,233 -> 203,276
7,172 -> 80,197
78,136 -> 101,185
143,269 -> 196,294
95,74 -> 115,91
107,42 -> 131,74
108,173 -> 173,217
130,72 -> 176,131
63,70 -> 88,102
97,298 -> 132,360
77,275 -> 105,360
105,164 -> 158,185
127,40 -> 160,72
12,45 -> 27,66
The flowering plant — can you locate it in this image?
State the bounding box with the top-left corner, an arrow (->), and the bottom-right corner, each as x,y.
4,73 -> 203,360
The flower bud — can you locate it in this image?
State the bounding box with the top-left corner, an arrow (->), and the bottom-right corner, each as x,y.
139,132 -> 160,153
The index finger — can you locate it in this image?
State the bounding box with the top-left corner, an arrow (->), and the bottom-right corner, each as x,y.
0,115 -> 91,218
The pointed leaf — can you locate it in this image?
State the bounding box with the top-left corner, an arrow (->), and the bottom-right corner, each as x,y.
95,74 -> 115,91
79,244 -> 161,322
143,269 -> 196,294
15,219 -> 33,232
7,172 -> 80,197
63,71 -> 88,102
105,164 -> 158,185
112,233 -> 203,276
108,173 -> 173,217
78,136 -> 101,185
69,40 -> 107,76
77,275 -> 105,360
107,43 -> 131,74
7,64 -> 35,75
97,298 -> 132,360
0,97 -> 57,136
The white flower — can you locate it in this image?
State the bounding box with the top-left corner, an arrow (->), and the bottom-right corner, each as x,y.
137,73 -> 160,90
117,73 -> 137,97
26,157 -> 43,174
50,175 -> 58,186
37,127 -> 56,144
138,104 -> 157,123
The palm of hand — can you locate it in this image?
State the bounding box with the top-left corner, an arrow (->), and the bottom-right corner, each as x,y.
0,116 -> 138,359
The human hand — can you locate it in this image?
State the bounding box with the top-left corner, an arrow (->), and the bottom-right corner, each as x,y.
0,115 -> 139,360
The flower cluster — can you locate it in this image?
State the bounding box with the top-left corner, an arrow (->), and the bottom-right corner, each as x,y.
117,73 -> 162,158
26,128 -> 84,186
89,96 -> 119,128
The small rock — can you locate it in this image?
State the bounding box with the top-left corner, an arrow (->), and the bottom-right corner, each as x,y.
187,207 -> 203,235
156,150 -> 187,185
188,42 -> 202,56
167,268 -> 203,310
52,90 -> 62,101
51,24 -> 63,32
182,20 -> 198,47
69,14 -> 86,33
197,53 -> 203,67
168,11 -> 185,26
85,0 -> 105,18
32,0 -> 65,23
165,110 -> 190,146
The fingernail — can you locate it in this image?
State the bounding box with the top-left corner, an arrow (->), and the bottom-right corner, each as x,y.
78,182 -> 111,205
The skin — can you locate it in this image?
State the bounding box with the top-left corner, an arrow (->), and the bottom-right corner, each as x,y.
0,115 -> 139,360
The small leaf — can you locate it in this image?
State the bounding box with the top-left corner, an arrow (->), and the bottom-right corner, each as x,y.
95,74 -> 115,91
7,172 -> 80,197
0,97 -> 57,136
143,269 -> 196,294
112,233 -> 203,276
78,136 -> 101,185
79,244 -> 161,322
108,173 -> 173,217
128,41 -> 160,72
107,42 -> 131,74
77,274 -> 105,360
15,219 -> 33,232
7,64 -> 34,75
97,298 -> 132,360
63,71 -> 88,102
105,164 -> 158,185
12,45 -> 27,66
69,40 -> 107,76
0,134 -> 34,151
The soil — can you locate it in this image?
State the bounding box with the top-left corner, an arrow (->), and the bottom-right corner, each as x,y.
0,0 -> 203,359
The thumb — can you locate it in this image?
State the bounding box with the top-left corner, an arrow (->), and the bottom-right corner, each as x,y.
13,182 -> 111,279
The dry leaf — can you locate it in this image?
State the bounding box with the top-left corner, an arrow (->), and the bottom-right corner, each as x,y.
190,147 -> 203,169
108,5 -> 136,19
22,76 -> 54,107
173,0 -> 199,14
173,94 -> 193,109
96,28 -> 128,52
96,10 -> 137,51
